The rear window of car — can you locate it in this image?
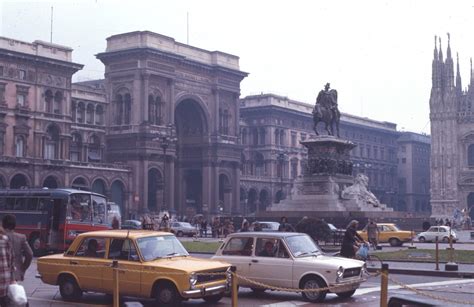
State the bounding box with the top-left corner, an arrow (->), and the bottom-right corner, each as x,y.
222,237 -> 253,256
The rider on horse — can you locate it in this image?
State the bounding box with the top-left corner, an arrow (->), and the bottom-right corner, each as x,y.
313,83 -> 340,137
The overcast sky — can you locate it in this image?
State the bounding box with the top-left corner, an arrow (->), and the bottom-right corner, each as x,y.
2,0 -> 474,134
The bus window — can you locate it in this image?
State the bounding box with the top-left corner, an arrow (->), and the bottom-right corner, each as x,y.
92,195 -> 107,225
14,198 -> 27,211
69,194 -> 91,222
5,198 -> 15,210
27,198 -> 38,211
38,198 -> 51,212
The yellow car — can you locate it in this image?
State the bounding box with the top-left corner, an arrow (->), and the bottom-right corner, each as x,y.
37,230 -> 231,306
357,223 -> 413,247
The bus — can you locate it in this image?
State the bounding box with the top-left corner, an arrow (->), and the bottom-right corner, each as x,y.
0,188 -> 111,255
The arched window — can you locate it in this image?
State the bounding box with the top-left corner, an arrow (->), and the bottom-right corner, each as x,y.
116,94 -> 124,125
468,144 -> 474,166
77,102 -> 85,123
44,125 -> 60,159
252,128 -> 258,145
53,91 -> 63,114
86,104 -> 94,124
259,128 -> 265,145
95,105 -> 104,125
148,95 -> 155,124
275,129 -> 280,145
156,96 -> 162,125
15,136 -> 25,157
70,133 -> 82,161
72,101 -> 77,122
223,110 -> 229,135
88,135 -> 101,162
255,152 -> 265,176
280,130 -> 285,146
124,93 -> 131,124
45,90 -> 53,113
241,128 -> 247,145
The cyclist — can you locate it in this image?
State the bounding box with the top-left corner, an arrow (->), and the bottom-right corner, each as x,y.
340,220 -> 366,258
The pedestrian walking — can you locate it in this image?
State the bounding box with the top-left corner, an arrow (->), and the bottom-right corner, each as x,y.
2,215 -> 32,282
366,219 -> 380,250
278,216 -> 295,232
111,216 -> 120,229
0,226 -> 14,307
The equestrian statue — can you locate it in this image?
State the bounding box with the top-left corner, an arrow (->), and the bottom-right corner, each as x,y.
312,82 -> 340,137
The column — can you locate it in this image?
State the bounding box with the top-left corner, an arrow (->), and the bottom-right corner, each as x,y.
168,156 -> 175,212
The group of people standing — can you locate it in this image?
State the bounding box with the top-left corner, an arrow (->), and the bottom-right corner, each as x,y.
0,215 -> 33,306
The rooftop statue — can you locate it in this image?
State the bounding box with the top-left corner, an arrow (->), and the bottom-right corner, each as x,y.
312,83 -> 340,137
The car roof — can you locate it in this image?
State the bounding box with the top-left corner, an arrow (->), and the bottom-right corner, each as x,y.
226,231 -> 302,238
76,230 -> 171,240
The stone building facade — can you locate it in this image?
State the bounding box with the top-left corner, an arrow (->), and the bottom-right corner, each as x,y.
96,31 -> 247,218
0,31 -> 431,219
0,37 -> 132,211
397,132 -> 431,213
239,94 -> 404,214
430,35 -> 474,220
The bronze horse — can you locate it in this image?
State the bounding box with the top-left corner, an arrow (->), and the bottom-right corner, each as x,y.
312,89 -> 340,137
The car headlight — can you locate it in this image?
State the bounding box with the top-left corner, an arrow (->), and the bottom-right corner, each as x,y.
336,266 -> 344,282
189,272 -> 197,289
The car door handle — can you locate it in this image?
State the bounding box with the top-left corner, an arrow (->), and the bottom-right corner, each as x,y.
251,259 -> 258,263
70,261 -> 78,265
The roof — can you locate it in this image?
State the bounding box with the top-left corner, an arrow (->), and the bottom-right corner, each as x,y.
76,230 -> 173,240
226,231 -> 304,238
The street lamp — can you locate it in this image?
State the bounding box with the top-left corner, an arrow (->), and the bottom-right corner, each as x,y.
156,124 -> 177,212
277,153 -> 287,202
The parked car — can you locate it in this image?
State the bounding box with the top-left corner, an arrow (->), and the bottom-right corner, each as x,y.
417,226 -> 457,243
249,221 -> 280,232
37,230 -> 231,306
212,232 -> 366,303
358,223 -> 413,247
170,222 -> 198,237
121,220 -> 142,230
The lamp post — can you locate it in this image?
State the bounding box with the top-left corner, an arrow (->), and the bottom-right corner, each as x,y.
157,124 -> 177,212
277,153 -> 287,202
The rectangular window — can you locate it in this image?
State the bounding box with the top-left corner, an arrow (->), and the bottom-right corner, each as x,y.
222,237 -> 254,256
0,66 -> 3,76
108,239 -> 139,261
19,69 -> 26,80
17,94 -> 25,106
291,132 -> 297,147
402,158 -> 406,164
44,143 -> 55,159
75,237 -> 106,258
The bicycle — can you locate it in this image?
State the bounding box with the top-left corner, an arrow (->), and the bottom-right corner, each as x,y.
355,243 -> 383,277
333,243 -> 383,277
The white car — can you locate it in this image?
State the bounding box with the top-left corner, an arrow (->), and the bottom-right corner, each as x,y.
417,226 -> 457,243
249,221 -> 280,231
212,232 -> 366,303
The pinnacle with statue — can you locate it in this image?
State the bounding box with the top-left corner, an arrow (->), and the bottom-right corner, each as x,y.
313,82 -> 341,137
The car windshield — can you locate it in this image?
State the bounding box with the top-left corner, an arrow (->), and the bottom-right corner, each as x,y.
327,223 -> 337,231
285,234 -> 321,257
179,222 -> 193,228
137,235 -> 189,261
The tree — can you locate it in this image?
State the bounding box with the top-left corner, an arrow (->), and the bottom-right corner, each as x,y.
295,217 -> 332,243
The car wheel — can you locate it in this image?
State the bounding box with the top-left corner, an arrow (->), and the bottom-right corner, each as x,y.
418,236 -> 426,243
203,294 -> 224,303
177,231 -> 184,237
389,238 -> 401,247
251,287 -> 266,294
301,276 -> 327,303
336,289 -> 356,298
59,275 -> 83,301
442,237 -> 450,243
154,281 -> 181,306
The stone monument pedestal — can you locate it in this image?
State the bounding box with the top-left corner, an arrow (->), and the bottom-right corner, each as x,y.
269,135 -> 391,213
